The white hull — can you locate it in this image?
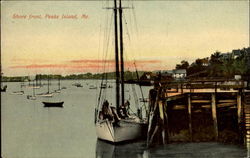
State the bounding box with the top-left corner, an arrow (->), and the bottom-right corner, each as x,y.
54,90 -> 61,93
12,91 -> 24,95
36,93 -> 53,97
28,86 -> 41,89
96,118 -> 145,143
27,96 -> 36,100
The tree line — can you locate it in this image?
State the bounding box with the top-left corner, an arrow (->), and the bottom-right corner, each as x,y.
175,47 -> 249,79
1,71 -> 145,82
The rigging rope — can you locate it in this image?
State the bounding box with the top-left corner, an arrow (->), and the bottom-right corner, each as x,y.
97,9 -> 114,117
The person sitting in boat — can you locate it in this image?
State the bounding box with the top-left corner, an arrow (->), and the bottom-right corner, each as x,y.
124,100 -> 130,115
102,100 -> 114,121
118,100 -> 130,119
110,107 -> 120,124
98,111 -> 104,120
118,108 -> 126,119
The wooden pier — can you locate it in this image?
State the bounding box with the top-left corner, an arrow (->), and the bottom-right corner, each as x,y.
147,79 -> 250,147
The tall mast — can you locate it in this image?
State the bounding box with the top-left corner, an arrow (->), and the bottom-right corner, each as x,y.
47,75 -> 50,93
33,80 -> 35,96
39,74 -> 41,86
114,0 -> 120,109
58,76 -> 61,90
119,0 -> 125,106
35,74 -> 38,86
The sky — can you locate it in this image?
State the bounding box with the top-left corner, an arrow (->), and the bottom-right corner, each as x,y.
1,0 -> 249,76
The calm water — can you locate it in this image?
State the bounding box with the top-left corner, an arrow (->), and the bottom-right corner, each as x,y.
1,80 -> 248,158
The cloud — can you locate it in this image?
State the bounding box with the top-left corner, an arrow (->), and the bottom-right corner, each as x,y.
9,59 -> 163,74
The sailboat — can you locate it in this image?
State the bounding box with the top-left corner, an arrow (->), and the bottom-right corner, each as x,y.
100,83 -> 107,89
27,75 -> 42,89
12,82 -> 24,95
27,80 -> 36,100
54,77 -> 61,93
95,0 -> 147,143
39,75 -> 64,107
36,75 -> 53,97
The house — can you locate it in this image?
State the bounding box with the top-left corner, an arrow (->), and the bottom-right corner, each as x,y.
232,49 -> 241,59
220,53 -> 231,60
173,69 -> 187,79
162,69 -> 187,80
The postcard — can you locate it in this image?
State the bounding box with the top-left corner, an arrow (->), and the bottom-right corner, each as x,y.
1,0 -> 249,158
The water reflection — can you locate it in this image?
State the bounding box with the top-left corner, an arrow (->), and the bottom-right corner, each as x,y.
96,139 -> 248,158
96,139 -> 148,158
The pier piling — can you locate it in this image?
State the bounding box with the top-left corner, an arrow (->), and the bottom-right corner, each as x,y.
237,91 -> 242,125
188,93 -> 193,141
211,93 -> 218,141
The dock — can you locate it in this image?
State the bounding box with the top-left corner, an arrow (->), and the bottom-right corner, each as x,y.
146,79 -> 250,147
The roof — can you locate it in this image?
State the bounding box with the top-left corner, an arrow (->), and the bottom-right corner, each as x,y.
173,69 -> 186,74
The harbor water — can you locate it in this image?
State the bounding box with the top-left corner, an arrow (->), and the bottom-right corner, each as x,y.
1,80 -> 248,158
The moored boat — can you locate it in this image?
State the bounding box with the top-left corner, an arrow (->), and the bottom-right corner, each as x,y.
12,91 -> 24,95
96,117 -> 147,143
37,92 -> 53,97
37,75 -> 53,97
89,85 -> 97,89
95,0 -> 147,143
27,79 -> 37,100
53,76 -> 62,93
100,83 -> 107,89
43,101 -> 64,107
27,95 -> 36,100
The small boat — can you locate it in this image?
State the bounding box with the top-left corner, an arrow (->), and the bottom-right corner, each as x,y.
89,85 -> 97,89
27,95 -> 36,100
28,85 -> 41,89
54,89 -> 61,93
43,101 -> 64,108
12,91 -> 24,95
108,85 -> 113,88
37,92 -> 53,97
100,83 -> 107,89
76,84 -> 83,87
73,83 -> 83,87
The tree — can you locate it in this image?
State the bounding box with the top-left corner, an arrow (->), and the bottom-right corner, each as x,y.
208,51 -> 223,77
233,57 -> 247,75
186,58 -> 209,77
176,60 -> 189,69
220,58 -> 234,80
210,51 -> 222,65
